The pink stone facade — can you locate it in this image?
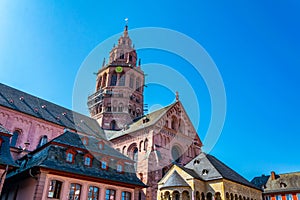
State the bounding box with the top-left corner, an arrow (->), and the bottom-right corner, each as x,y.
0,106 -> 66,159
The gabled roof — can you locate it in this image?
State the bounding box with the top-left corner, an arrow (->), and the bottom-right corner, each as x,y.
161,170 -> 190,189
184,153 -> 260,190
252,172 -> 300,193
0,83 -> 106,140
8,130 -> 145,187
106,102 -> 177,140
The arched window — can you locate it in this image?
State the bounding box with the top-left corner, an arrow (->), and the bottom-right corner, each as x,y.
136,77 -> 141,92
11,130 -> 21,147
171,116 -> 178,130
129,74 -> 134,88
96,76 -> 102,91
207,193 -> 213,200
128,105 -> 132,114
171,146 -> 182,163
110,73 -> 117,86
144,139 -> 148,151
118,103 -> 123,112
182,191 -> 189,200
215,192 -> 222,200
37,135 -> 48,148
173,191 -> 180,200
139,141 -> 143,152
196,191 -> 201,200
119,52 -> 125,59
119,73 -> 126,86
122,146 -> 126,154
102,73 -> 107,87
110,120 -> 116,130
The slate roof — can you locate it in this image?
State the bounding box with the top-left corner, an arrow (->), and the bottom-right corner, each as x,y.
161,171 -> 190,189
184,153 -> 260,190
0,83 -> 106,140
51,130 -> 132,161
0,125 -> 18,167
0,124 -> 11,135
251,172 -> 300,193
8,130 -> 145,187
251,175 -> 270,189
106,102 -> 176,140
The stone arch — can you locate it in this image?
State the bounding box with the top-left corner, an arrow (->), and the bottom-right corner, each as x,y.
235,194 -> 238,200
201,192 -> 205,200
171,145 -> 183,163
102,73 -> 107,87
207,192 -> 213,200
164,191 -> 171,200
110,120 -> 116,130
225,192 -> 230,200
182,191 -> 190,200
215,192 -> 222,200
172,191 -> 180,200
139,140 -> 143,152
196,191 -> 201,200
239,195 -> 242,200
122,146 -> 126,154
230,193 -> 234,200
144,138 -> 148,151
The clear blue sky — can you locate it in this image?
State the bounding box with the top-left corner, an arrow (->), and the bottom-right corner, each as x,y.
1,1 -> 299,180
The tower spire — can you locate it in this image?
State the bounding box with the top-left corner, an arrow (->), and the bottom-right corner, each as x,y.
124,18 -> 129,37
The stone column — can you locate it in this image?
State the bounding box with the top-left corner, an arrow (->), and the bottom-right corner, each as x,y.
80,183 -> 88,200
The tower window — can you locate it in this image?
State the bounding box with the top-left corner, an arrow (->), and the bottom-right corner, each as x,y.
110,73 -> 117,86
119,74 -> 126,86
136,78 -> 141,92
129,75 -> 134,88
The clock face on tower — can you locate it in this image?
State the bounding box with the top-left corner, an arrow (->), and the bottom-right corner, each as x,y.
115,66 -> 123,73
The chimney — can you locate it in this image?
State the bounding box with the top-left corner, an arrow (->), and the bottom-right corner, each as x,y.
271,171 -> 276,180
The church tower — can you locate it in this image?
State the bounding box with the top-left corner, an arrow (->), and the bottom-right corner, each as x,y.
87,25 -> 145,130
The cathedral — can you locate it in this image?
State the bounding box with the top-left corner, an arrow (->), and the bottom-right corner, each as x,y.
0,25 -> 262,200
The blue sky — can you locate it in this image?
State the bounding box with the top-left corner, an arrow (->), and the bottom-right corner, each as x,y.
1,1 -> 299,180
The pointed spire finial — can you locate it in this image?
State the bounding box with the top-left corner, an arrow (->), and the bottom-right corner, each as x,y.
176,91 -> 179,101
124,18 -> 129,37
102,58 -> 106,67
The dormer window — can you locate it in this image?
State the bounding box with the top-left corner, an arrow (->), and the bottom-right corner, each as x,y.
84,157 -> 91,166
101,161 -> 107,170
117,164 -> 123,172
66,153 -> 74,163
98,141 -> 105,150
66,149 -> 76,163
82,137 -> 88,145
202,169 -> 209,175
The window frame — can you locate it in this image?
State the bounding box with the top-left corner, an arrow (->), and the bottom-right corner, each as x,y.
69,183 -> 82,200
121,191 -> 132,200
105,189 -> 116,200
84,154 -> 93,167
47,179 -> 63,199
88,185 -> 99,200
66,149 -> 76,164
